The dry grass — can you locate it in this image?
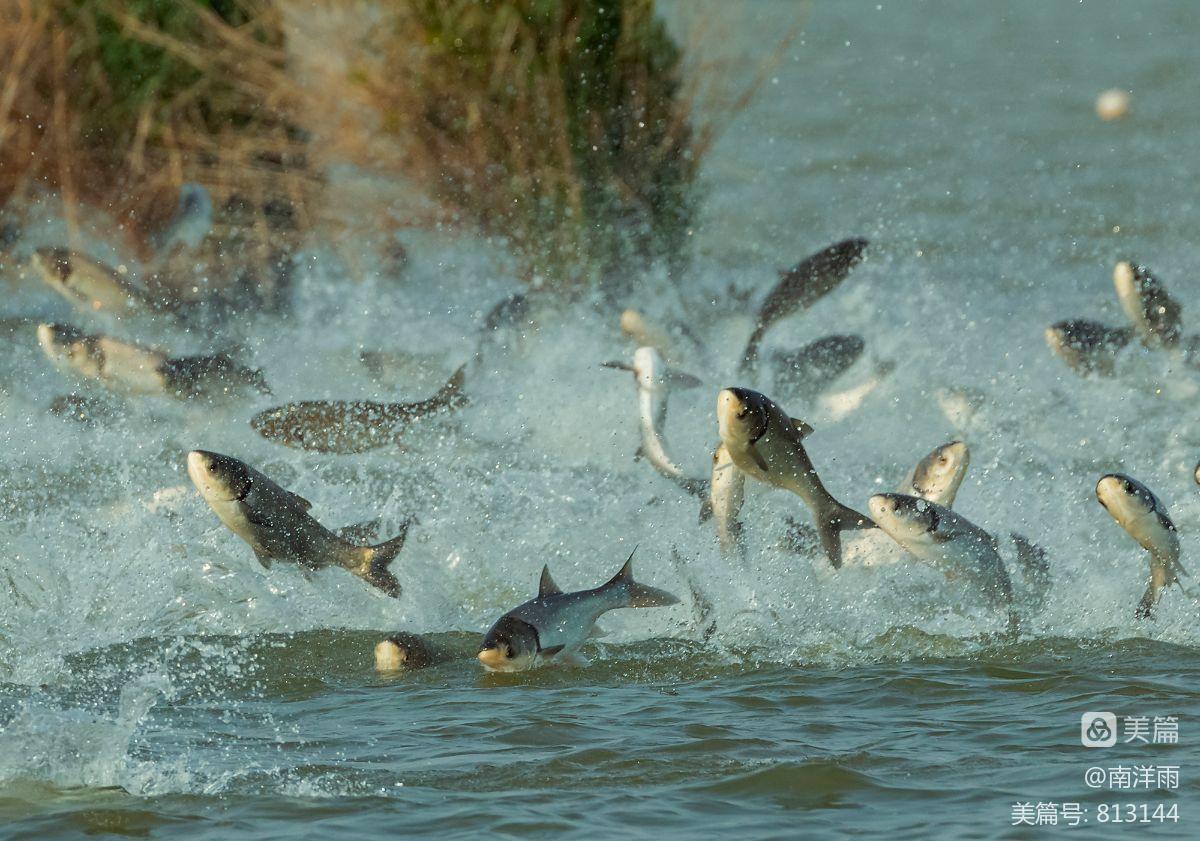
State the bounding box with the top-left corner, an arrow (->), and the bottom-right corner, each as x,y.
0,0 -> 320,304
328,0 -> 703,289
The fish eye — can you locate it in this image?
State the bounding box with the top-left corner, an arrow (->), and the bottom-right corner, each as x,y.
736,408 -> 749,419
927,509 -> 940,530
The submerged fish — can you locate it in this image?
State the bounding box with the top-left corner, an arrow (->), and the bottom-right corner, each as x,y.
772,334 -> 865,397
603,346 -> 705,497
1044,319 -> 1134,376
250,365 -> 466,453
477,551 -> 679,672
698,442 -> 746,559
740,238 -> 869,372
374,632 -> 454,672
187,450 -> 410,597
716,386 -> 872,567
868,493 -> 1014,611
1096,473 -> 1187,619
896,441 -> 970,508
37,323 -> 269,399
30,248 -> 158,315
1113,261 -> 1182,350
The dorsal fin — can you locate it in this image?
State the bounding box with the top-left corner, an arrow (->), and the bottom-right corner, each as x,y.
605,546 -> 638,588
791,418 -> 814,438
538,565 -> 563,597
289,491 -> 312,512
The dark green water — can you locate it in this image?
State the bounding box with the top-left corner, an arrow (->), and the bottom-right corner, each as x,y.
2,635 -> 1196,839
4,0 -> 1200,838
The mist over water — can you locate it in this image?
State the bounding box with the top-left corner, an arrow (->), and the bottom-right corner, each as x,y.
3,2 -> 1200,837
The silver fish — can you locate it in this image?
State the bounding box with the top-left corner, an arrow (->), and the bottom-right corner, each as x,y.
250,366 -> 465,453
1044,319 -> 1133,376
868,493 -> 1014,610
716,387 -> 871,567
187,450 -> 410,597
1096,473 -> 1187,619
1113,261 -> 1182,350
771,334 -> 865,397
30,248 -> 158,315
37,323 -> 269,399
740,238 -> 868,372
477,550 -> 678,672
896,441 -> 970,508
603,346 -> 706,497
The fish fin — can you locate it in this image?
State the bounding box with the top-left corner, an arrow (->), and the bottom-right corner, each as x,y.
1010,533 -> 1049,579
253,548 -> 273,570
748,444 -> 769,473
538,565 -> 563,598
288,491 -> 313,512
359,520 -> 412,598
334,518 -> 381,546
698,497 -> 714,524
816,501 -> 875,569
666,370 -> 703,389
430,365 -> 468,412
600,360 -> 634,372
603,546 -> 680,608
791,418 -> 814,438
539,644 -> 566,657
1135,584 -> 1156,620
673,476 -> 710,499
633,444 -> 644,462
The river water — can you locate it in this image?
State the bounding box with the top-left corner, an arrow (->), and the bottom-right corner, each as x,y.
2,1 -> 1199,838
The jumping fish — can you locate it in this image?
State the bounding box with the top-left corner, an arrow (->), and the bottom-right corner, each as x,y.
477,550 -> 678,672
187,450 -> 411,597
716,386 -> 872,567
30,248 -> 158,315
868,493 -> 1015,611
1113,261 -> 1182,350
37,323 -> 269,399
1096,473 -> 1188,619
250,366 -> 466,454
740,238 -> 869,372
603,346 -> 706,496
1044,319 -> 1134,376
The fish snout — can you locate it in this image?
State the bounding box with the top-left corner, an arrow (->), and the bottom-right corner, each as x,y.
868,493 -> 897,522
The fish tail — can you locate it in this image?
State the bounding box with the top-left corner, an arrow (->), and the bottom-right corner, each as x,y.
356,519 -> 413,598
603,547 -> 679,608
816,500 -> 875,570
436,365 -> 468,410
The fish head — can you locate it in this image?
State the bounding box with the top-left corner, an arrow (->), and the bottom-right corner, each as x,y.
374,638 -> 408,672
632,346 -> 668,393
477,615 -> 539,672
1194,462 -> 1200,486
716,387 -> 770,449
869,493 -> 940,546
910,441 -> 969,505
1096,473 -> 1161,527
187,450 -> 253,503
37,322 -> 97,374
